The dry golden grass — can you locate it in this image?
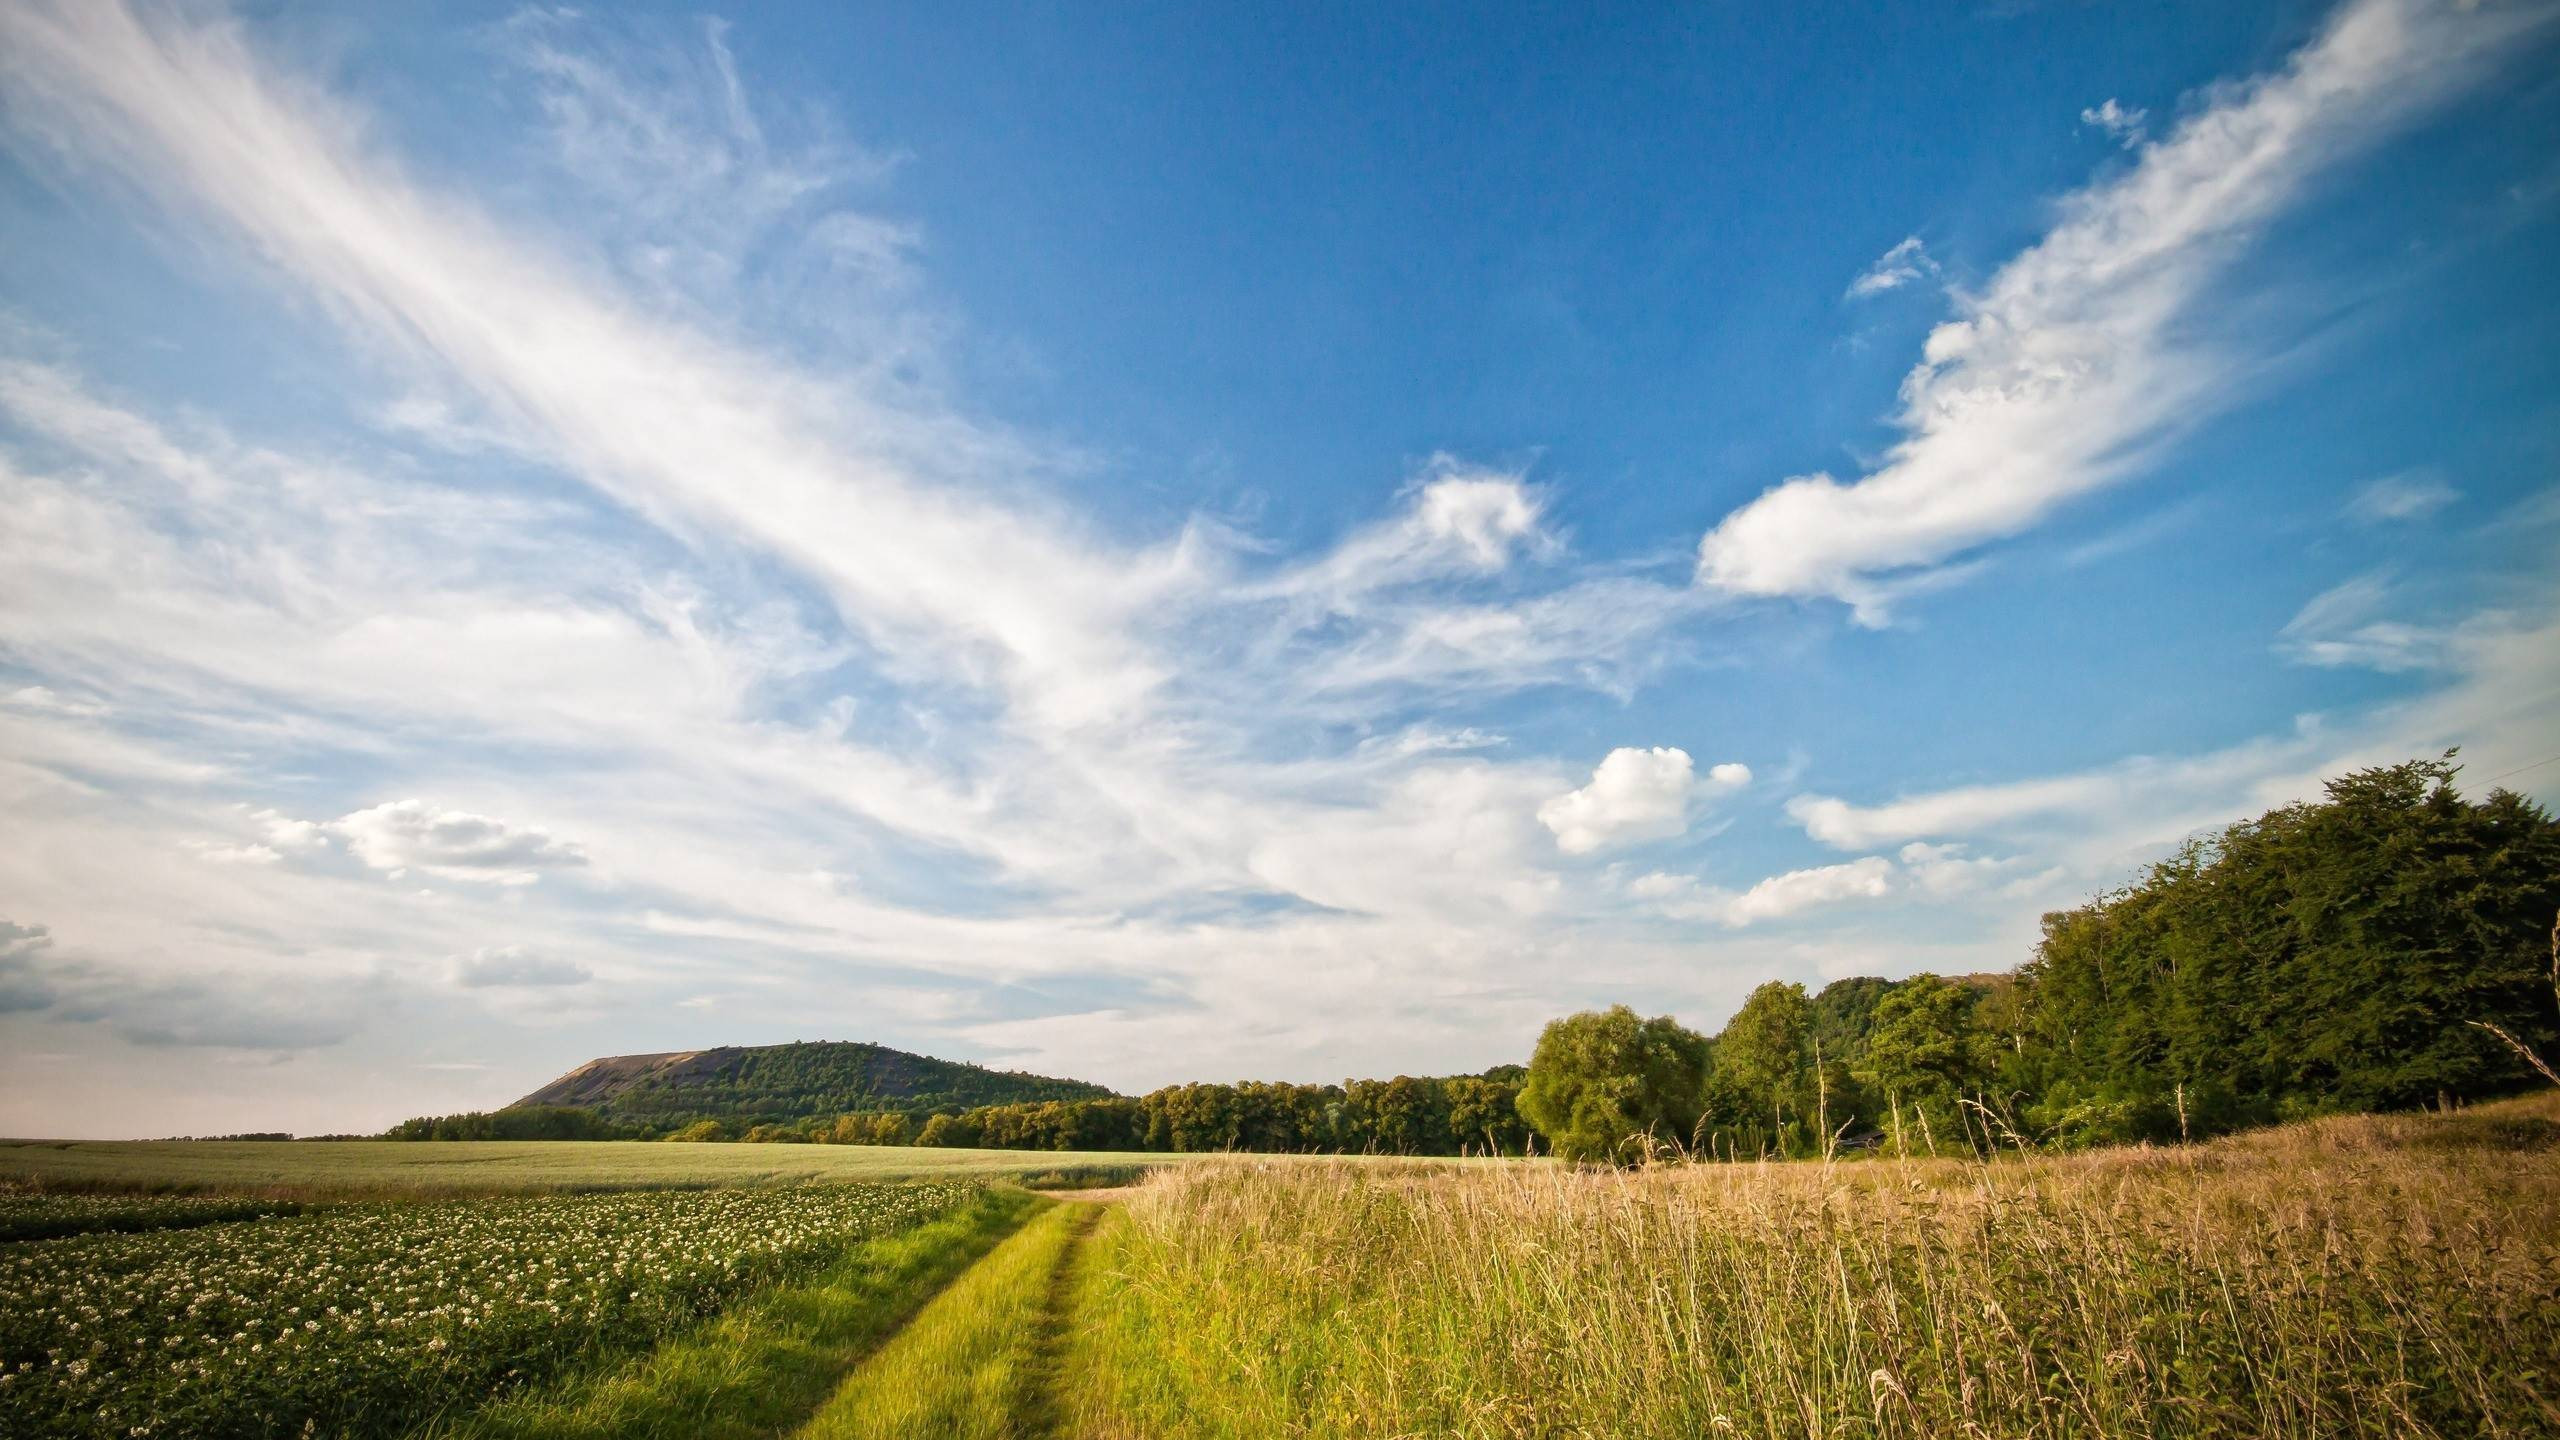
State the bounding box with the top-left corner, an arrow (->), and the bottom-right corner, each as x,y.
1063,1093 -> 2560,1438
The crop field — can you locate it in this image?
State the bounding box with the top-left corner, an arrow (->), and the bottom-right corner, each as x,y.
0,1190 -> 310,1243
6,1097 -> 2556,1439
0,1180 -> 980,1439
0,1139 -> 1166,1197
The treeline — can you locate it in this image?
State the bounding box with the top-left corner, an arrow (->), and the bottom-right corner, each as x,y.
388,1073 -> 1529,1154
1525,757 -> 2560,1160
383,1105 -> 633,1141
653,1070 -> 1533,1155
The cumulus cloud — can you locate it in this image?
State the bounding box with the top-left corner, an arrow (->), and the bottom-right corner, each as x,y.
250,808 -> 331,853
2079,98 -> 2149,148
451,946 -> 593,988
1632,859 -> 1896,927
2346,470 -> 2460,523
333,801 -> 587,885
1539,748 -> 1747,855
1845,236 -> 1937,300
1699,0 -> 2546,620
1720,857 -> 1896,925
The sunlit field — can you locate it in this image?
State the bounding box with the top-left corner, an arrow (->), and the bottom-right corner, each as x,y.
0,1139 -> 1166,1197
5,1102 -> 2556,1437
0,1181 -> 982,1439
1062,1095 -> 2560,1439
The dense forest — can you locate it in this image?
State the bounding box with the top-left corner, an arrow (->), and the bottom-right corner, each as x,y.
393,758 -> 2558,1160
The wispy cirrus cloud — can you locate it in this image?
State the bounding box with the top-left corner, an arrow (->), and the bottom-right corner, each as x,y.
1698,0 -> 2551,622
1845,236 -> 1937,300
2346,470 -> 2460,523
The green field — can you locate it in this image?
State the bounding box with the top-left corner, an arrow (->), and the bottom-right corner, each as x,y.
6,1098 -> 2556,1438
0,1138 -> 1165,1196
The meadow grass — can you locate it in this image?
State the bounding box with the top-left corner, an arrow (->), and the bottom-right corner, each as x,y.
0,1138 -> 1174,1198
418,1186 -> 1041,1440
1062,1093 -> 2560,1439
794,1197 -> 1099,1440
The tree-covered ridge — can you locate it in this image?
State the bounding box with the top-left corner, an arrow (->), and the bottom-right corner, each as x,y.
507,1041 -> 1117,1129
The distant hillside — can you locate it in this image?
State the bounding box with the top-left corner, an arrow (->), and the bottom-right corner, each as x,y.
514,1041 -> 1116,1127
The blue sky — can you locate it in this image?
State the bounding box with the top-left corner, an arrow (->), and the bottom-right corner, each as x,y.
1,0 -> 2555,1136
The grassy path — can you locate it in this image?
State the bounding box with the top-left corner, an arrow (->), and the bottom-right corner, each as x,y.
792,1197 -> 1103,1440
414,1187 -> 1041,1440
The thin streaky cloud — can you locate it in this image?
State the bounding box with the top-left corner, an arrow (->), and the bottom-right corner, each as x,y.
1698,0 -> 2553,622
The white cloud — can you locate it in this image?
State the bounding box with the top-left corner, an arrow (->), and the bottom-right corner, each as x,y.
2277,572 -> 2464,672
1630,842 -> 2038,928
1845,236 -> 1936,300
6,685 -> 108,717
2079,98 -> 2149,148
0,0 -> 1186,736
1718,857 -> 1896,925
332,800 -> 587,886
1539,748 -> 1747,855
1895,841 -> 2044,896
1785,591 -> 2560,870
1621,857 -> 1891,928
1259,459 -> 1555,613
183,841 -> 282,866
1699,0 -> 2547,620
2346,470 -> 2460,523
451,947 -> 593,988
1252,764 -> 1564,922
249,808 -> 331,853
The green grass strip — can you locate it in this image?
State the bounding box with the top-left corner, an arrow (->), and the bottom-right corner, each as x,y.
793,1198 -> 1099,1440
416,1186 -> 1041,1440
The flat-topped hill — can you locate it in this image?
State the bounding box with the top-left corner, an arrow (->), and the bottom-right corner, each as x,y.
514,1040 -> 1116,1127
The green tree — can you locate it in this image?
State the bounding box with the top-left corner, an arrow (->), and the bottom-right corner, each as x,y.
2020,756 -> 2560,1140
1518,1006 -> 1710,1163
1716,981 -> 1813,1142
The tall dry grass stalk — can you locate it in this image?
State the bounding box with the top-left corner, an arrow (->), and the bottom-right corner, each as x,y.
1064,1095 -> 2560,1439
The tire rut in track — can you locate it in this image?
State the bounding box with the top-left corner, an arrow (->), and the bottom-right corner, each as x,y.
1010,1202 -> 1104,1438
784,1196 -> 1111,1439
